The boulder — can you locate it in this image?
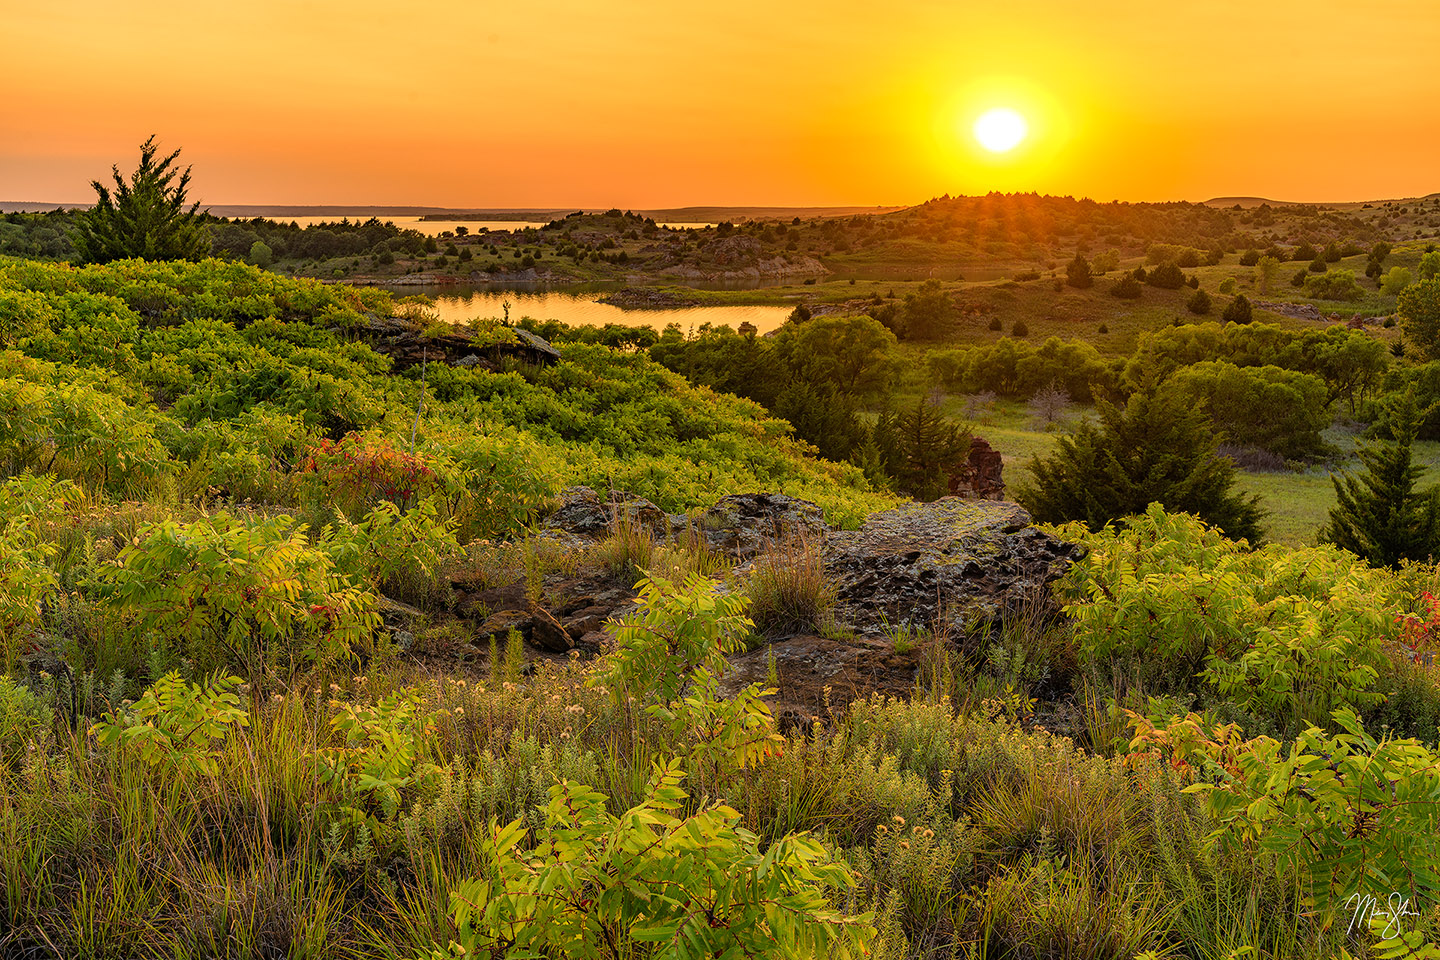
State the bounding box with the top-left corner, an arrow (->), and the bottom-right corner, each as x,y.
542,486 -> 669,541
948,436 -> 1005,500
700,493 -> 829,559
824,498 -> 1080,644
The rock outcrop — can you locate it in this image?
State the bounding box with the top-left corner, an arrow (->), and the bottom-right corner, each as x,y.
541,487 -> 671,544
825,499 -> 1080,644
597,287 -> 703,309
948,437 -> 1005,500
358,316 -> 561,371
699,493 -> 829,559
457,490 -> 1081,717
1254,300 -> 1324,322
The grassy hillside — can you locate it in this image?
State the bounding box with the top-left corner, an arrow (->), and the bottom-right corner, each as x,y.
3,255 -> 1440,957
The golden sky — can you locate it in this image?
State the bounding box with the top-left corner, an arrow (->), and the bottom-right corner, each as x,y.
3,0 -> 1438,207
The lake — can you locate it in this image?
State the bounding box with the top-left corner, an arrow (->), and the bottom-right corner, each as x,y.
406,286 -> 795,334
251,216 -> 715,237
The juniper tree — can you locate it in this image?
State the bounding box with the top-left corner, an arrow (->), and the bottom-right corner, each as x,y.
1017,386 -> 1264,542
1320,388 -> 1440,567
71,135 -> 210,264
874,395 -> 971,501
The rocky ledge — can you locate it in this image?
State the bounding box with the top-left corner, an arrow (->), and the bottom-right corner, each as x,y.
825,499 -> 1080,644
357,316 -> 561,371
447,486 -> 1082,718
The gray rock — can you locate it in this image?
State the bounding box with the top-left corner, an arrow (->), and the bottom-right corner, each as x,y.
542,486 -> 670,541
824,498 -> 1081,643
700,493 -> 829,559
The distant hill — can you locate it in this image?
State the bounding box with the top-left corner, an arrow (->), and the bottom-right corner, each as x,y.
1203,197 -> 1278,209
0,201 -> 904,221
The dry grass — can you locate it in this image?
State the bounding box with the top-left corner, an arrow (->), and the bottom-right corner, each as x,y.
745,531 -> 839,637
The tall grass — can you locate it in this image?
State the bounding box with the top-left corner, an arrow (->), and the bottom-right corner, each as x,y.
746,532 -> 840,638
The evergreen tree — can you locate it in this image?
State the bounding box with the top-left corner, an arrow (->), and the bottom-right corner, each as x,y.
1065,253 -> 1093,289
1222,294 -> 1253,324
772,379 -> 866,463
71,135 -> 210,264
1320,388 -> 1440,567
1017,386 -> 1264,542
874,396 -> 971,501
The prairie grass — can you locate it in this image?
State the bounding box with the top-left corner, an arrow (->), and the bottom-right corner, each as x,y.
745,531 -> 840,638
0,652 -> 1410,959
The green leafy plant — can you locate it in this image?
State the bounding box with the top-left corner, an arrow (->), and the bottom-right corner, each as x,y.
97,511 -> 381,681
1133,708 -> 1440,938
320,497 -> 460,606
419,760 -> 871,960
318,688 -> 442,823
90,672 -> 249,779
1057,505 -> 1395,731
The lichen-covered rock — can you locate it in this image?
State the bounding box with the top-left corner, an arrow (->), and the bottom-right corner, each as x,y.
824,498 -> 1081,642
541,486 -> 669,541
719,633 -> 919,724
700,493 -> 829,559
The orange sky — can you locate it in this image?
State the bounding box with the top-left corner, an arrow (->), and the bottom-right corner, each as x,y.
3,0 -> 1438,207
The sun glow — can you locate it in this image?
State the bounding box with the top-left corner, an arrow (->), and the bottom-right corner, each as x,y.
973,107 -> 1028,153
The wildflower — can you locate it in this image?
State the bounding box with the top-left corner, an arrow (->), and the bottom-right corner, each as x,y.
454,707 -> 464,717
898,841 -> 910,850
892,815 -> 905,825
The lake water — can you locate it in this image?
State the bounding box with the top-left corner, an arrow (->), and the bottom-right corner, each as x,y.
248,216 -> 715,237
408,286 -> 794,334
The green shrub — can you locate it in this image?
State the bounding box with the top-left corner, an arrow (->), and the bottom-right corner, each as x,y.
0,676 -> 52,766
1057,505 -> 1397,732
320,498 -> 460,607
91,672 -> 249,779
1163,361 -> 1330,460
1305,270 -> 1365,301
1137,708 -> 1440,936
1145,262 -> 1185,289
1018,390 -> 1263,543
1222,294 -> 1253,324
1383,266 -> 1414,297
1110,276 -> 1142,299
424,761 -> 871,960
97,511 -> 381,681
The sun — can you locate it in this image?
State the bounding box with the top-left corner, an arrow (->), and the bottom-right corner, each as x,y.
973,107 -> 1028,153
